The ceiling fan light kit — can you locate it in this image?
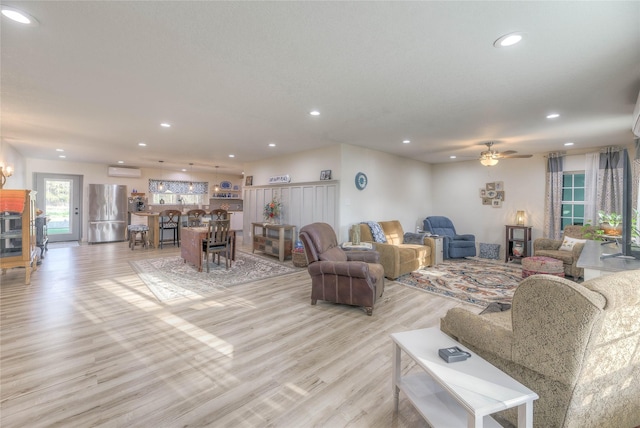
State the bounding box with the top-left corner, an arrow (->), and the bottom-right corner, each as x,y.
478,142 -> 532,166
480,156 -> 499,167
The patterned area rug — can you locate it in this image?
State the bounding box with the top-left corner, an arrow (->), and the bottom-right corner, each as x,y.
395,259 -> 522,307
130,251 -> 299,302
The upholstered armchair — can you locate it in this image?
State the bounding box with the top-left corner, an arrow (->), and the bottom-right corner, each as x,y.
533,225 -> 595,278
423,216 -> 476,259
441,270 -> 640,428
299,222 -> 385,316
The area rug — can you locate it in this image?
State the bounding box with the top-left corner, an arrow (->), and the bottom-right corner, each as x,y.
130,251 -> 299,302
395,259 -> 522,307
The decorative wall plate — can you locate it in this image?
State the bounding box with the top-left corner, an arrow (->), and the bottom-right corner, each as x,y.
355,172 -> 368,190
220,181 -> 232,190
486,190 -> 497,198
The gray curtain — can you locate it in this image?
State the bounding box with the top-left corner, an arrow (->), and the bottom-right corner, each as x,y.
634,139 -> 639,215
544,154 -> 564,239
597,147 -> 624,215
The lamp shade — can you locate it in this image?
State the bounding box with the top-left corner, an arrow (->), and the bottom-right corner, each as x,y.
516,210 -> 525,225
480,156 -> 499,166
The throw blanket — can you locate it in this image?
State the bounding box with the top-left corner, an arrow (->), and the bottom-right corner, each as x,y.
403,232 -> 428,245
362,221 -> 387,243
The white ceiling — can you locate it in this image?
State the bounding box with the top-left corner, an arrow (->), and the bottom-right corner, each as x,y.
2,1 -> 639,175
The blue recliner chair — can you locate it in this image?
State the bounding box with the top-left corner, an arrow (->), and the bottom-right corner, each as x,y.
423,216 -> 476,259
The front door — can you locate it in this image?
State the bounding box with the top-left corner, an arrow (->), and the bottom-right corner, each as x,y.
34,173 -> 83,242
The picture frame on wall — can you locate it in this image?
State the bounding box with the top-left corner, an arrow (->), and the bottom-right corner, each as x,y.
479,189 -> 486,197
486,182 -> 496,191
492,199 -> 502,208
482,197 -> 492,205
496,191 -> 505,201
320,170 -> 332,180
495,181 -> 504,191
245,175 -> 253,186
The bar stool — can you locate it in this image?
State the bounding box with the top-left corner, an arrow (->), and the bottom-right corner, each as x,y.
127,224 -> 149,250
159,209 -> 181,248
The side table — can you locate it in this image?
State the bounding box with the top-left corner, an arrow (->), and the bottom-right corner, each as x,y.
391,327 -> 538,428
426,236 -> 443,265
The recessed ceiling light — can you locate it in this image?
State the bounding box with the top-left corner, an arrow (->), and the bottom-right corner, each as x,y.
402,140 -> 410,144
228,154 -> 235,158
59,155 -> 66,159
118,160 -> 124,164
310,110 -> 320,116
564,142 -> 574,146
546,113 -> 560,119
138,142 -> 147,147
493,32 -> 524,48
1,6 -> 38,25
450,155 -> 457,159
268,143 -> 276,147
56,148 -> 64,152
160,122 -> 171,128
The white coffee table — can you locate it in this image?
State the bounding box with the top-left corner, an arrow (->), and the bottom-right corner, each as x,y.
391,327 -> 538,428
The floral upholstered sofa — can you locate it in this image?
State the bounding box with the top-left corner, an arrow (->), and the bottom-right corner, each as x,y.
352,220 -> 434,279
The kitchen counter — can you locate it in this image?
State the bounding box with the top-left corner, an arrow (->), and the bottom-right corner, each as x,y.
130,211 -> 243,248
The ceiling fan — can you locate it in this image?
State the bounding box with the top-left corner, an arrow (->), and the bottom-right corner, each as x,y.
479,142 -> 532,166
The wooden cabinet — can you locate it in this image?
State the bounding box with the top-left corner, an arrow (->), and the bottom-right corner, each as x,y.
252,222 -> 295,262
505,225 -> 532,263
0,190 -> 38,284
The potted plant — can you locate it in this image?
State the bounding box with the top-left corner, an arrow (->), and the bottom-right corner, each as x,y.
598,211 -> 622,236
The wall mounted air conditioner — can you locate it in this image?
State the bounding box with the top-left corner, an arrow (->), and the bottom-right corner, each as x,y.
633,89 -> 640,137
107,166 -> 142,178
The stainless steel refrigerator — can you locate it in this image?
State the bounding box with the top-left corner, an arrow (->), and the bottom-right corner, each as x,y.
88,184 -> 128,243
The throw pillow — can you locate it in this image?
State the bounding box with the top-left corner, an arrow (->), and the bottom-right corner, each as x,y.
319,246 -> 348,262
403,232 -> 427,245
559,236 -> 587,251
363,221 -> 387,243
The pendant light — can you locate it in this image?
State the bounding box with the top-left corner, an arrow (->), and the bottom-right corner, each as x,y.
158,160 -> 164,191
188,163 -> 194,192
214,166 -> 220,192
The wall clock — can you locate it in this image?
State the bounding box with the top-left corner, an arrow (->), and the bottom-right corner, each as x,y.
355,172 -> 368,190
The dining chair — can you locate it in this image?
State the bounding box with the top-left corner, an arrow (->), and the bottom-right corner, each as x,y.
210,209 -> 229,220
186,209 -> 207,227
159,209 -> 181,248
203,219 -> 232,271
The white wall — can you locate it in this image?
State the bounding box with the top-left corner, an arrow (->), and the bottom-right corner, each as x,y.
431,155 -> 546,260
0,142 -> 26,189
339,144 -> 433,240
244,145 -> 342,186
245,144 -> 433,241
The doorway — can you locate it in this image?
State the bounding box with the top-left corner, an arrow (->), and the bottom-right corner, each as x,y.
33,173 -> 83,242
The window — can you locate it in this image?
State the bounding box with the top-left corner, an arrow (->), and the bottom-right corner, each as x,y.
561,172 -> 585,229
148,180 -> 209,205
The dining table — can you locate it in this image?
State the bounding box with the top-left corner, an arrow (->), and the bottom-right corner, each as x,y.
181,226 -> 237,272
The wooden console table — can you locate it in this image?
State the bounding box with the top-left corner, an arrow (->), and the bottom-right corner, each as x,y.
252,223 -> 295,262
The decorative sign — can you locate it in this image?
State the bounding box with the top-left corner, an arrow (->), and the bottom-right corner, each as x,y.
269,175 -> 291,184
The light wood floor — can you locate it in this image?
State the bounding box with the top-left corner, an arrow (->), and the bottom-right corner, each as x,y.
1,241 -> 482,428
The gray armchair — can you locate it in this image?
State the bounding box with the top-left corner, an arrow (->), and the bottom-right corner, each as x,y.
441,270 -> 640,428
423,216 -> 476,259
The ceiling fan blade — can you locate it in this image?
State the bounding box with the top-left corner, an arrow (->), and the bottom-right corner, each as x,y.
500,154 -> 533,159
500,150 -> 517,155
